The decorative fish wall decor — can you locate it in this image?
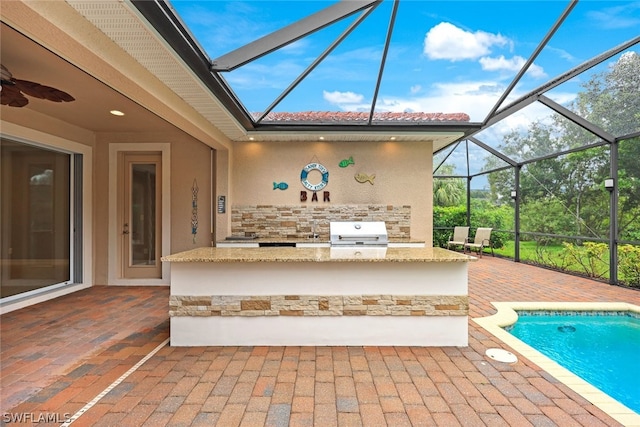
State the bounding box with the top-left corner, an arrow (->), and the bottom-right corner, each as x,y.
339,156 -> 355,168
273,182 -> 289,190
354,173 -> 375,185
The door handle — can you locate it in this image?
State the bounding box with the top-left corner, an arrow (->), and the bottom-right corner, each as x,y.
123,223 -> 130,235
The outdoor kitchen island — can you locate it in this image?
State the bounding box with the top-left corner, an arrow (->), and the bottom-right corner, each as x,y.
163,245 -> 476,347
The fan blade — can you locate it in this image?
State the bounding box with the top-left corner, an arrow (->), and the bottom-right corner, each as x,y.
14,79 -> 75,103
0,64 -> 14,82
0,83 -> 29,107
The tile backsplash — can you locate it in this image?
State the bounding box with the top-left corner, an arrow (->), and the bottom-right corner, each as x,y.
231,205 -> 411,239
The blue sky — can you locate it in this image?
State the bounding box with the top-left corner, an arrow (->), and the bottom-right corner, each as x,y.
170,0 -> 639,122
170,1 -> 639,183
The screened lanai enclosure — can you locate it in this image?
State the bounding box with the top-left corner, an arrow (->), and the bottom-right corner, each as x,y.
433,49 -> 640,287
138,0 -> 639,285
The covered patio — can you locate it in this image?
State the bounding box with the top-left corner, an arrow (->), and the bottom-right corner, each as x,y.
2,257 -> 638,426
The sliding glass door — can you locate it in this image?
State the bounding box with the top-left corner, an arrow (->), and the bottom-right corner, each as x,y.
1,139 -> 71,299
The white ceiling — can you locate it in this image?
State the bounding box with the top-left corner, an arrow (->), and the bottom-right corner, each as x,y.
1,22 -> 180,134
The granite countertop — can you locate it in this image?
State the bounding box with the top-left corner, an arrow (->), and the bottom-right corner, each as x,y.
161,246 -> 476,263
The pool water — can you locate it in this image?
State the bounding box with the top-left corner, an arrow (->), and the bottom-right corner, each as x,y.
507,312 -> 640,414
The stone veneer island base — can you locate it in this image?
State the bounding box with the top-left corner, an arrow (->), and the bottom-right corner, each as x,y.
162,247 -> 476,347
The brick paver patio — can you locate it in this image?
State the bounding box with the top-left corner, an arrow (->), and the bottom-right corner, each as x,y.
1,256 -> 639,426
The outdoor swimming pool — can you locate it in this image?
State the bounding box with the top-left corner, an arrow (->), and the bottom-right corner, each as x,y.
506,311 -> 640,414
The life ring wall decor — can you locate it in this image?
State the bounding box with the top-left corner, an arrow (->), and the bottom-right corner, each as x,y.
300,162 -> 329,191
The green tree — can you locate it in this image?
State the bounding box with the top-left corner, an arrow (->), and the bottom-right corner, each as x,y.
485,51 -> 640,241
573,52 -> 640,137
433,165 -> 465,207
486,122 -> 564,205
433,205 -> 467,247
569,51 -> 640,241
618,137 -> 640,241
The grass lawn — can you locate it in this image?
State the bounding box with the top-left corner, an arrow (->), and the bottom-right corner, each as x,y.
445,238 -> 638,286
493,241 -> 565,259
493,240 -> 610,280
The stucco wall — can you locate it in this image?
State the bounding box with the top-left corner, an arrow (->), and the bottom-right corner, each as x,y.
170,136 -> 213,251
93,132 -> 212,285
2,111 -> 435,288
1,116 -> 215,286
230,140 -> 433,241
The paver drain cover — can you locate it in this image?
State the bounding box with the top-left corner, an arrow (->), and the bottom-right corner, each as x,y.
486,348 -> 518,364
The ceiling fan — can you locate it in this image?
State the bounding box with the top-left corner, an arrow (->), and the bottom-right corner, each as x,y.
1,64 -> 75,107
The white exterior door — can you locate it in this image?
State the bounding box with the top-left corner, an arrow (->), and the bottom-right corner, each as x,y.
119,152 -> 162,279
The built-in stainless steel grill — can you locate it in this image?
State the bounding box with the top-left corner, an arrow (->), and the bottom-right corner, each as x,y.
330,221 -> 388,246
329,221 -> 388,258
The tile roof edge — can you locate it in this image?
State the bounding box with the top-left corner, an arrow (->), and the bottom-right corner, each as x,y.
253,111 -> 470,122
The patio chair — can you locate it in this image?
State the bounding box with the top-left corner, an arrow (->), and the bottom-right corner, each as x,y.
446,226 -> 469,251
464,227 -> 494,257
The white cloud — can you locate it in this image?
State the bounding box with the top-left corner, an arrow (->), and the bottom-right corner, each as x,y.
479,55 -> 547,79
479,55 -> 523,72
226,60 -> 305,89
323,80 -> 579,171
423,22 -> 510,61
279,39 -> 310,55
323,90 -> 365,105
324,80 -> 507,121
545,90 -> 578,107
323,80 -> 579,128
410,84 -> 422,94
546,46 -> 578,63
475,91 -> 575,148
325,46 -> 384,63
525,63 -> 547,79
586,3 -> 640,29
411,80 -> 506,121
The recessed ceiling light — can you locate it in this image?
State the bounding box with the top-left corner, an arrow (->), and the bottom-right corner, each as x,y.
319,136 -> 324,140
248,137 -> 255,141
110,110 -> 125,116
390,136 -> 396,140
